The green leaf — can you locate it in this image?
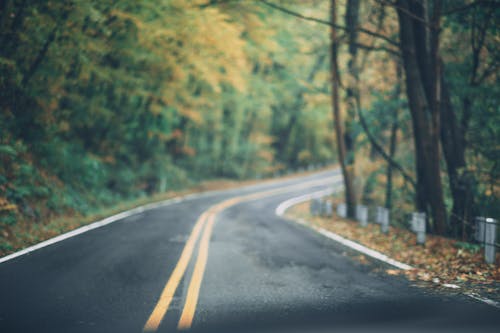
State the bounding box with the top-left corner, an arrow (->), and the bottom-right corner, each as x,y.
0,145 -> 17,157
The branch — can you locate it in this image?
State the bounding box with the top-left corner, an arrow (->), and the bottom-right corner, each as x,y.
356,103 -> 417,190
199,0 -> 240,8
355,42 -> 400,57
375,0 -> 434,28
357,4 -> 401,60
259,0 -> 399,47
307,53 -> 327,82
470,5 -> 496,85
259,0 -> 332,26
21,6 -> 71,87
476,61 -> 498,85
22,26 -> 57,87
442,0 -> 498,16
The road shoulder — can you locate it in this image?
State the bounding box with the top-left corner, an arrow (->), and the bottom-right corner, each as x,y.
279,196 -> 500,309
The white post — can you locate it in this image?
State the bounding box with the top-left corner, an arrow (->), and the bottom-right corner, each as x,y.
337,203 -> 347,218
322,200 -> 333,217
380,207 -> 389,234
357,205 -> 368,227
411,212 -> 426,245
376,207 -> 383,224
474,217 -> 486,243
311,198 -> 322,216
476,217 -> 497,265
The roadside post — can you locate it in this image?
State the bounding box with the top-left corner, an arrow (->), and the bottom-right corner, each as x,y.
337,203 -> 347,218
376,206 -> 390,234
375,206 -> 382,224
310,198 -> 321,216
356,205 -> 368,227
411,212 -> 426,245
475,217 -> 497,265
322,200 -> 333,217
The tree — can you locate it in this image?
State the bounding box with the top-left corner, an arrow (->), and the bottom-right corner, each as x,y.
440,1 -> 499,238
396,0 -> 447,234
330,0 -> 357,217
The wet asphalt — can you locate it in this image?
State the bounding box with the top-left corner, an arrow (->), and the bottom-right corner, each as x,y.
0,170 -> 498,332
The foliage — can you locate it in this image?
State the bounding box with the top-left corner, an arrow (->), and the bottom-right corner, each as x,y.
0,0 -> 334,235
0,0 -> 498,246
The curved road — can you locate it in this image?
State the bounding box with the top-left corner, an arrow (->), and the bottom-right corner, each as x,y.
0,170 -> 498,332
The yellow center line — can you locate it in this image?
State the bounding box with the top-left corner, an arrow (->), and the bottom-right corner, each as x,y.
177,198 -> 244,330
177,212 -> 217,330
143,210 -> 210,331
176,177 -> 342,330
144,175 -> 341,331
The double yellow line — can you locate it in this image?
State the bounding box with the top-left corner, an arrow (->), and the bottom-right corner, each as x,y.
143,176 -> 339,331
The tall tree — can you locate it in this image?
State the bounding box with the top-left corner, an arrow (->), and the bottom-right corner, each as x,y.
385,62 -> 403,210
342,0 -> 361,216
440,2 -> 499,238
396,0 -> 447,234
331,0 -> 357,217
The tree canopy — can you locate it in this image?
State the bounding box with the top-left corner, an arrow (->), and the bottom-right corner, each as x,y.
0,0 -> 498,250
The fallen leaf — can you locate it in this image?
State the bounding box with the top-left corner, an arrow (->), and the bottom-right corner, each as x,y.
386,269 -> 400,276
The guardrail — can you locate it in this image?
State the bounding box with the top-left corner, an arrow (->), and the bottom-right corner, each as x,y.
310,199 -> 498,265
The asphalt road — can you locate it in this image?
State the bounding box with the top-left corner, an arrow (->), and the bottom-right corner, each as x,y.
0,170 -> 499,333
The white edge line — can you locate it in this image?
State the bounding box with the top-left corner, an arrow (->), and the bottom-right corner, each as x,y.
0,171 -> 340,265
0,195 -> 194,264
276,190 -> 500,309
313,227 -> 413,270
275,189 -> 413,271
466,293 -> 500,309
275,188 -> 336,216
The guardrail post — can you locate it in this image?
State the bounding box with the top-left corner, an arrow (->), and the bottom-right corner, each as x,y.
337,203 -> 346,218
475,217 -> 497,265
321,200 -> 333,217
475,217 -> 485,242
376,207 -> 390,234
376,207 -> 382,224
310,198 -> 321,216
356,205 -> 368,227
485,218 -> 497,264
411,212 -> 426,245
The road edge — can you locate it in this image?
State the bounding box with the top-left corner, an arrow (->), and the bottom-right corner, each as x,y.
0,169 -> 338,265
275,190 -> 500,310
275,189 -> 413,270
0,195 -> 193,264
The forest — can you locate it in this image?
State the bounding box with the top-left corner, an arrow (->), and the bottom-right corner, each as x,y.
0,0 -> 499,253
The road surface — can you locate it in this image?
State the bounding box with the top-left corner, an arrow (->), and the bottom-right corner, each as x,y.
0,170 -> 499,332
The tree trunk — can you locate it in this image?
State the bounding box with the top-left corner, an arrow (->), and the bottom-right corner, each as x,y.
343,0 -> 360,216
21,26 -> 57,87
397,0 -> 447,234
385,113 -> 398,210
440,68 -> 473,239
438,2 -> 494,239
385,62 -> 402,209
331,0 -> 356,217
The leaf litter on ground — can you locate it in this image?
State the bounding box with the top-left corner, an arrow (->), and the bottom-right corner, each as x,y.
287,201 -> 500,301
